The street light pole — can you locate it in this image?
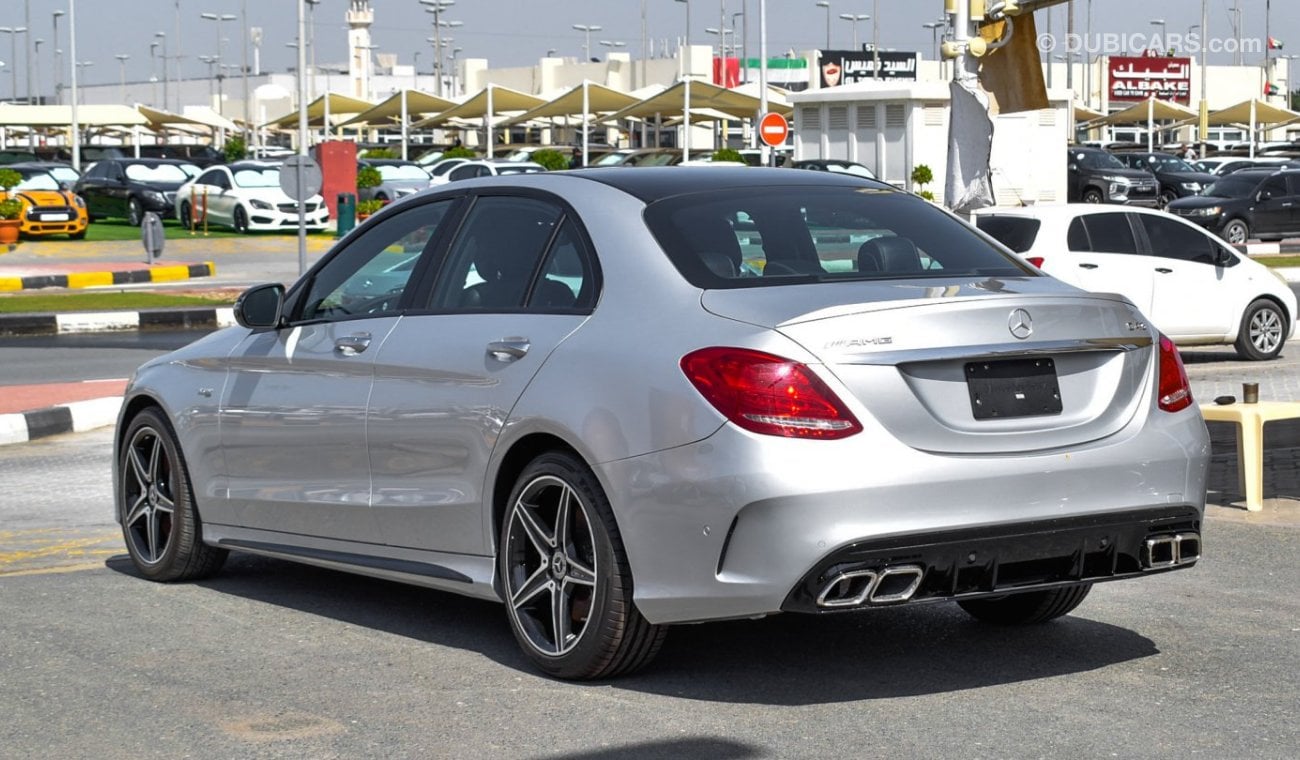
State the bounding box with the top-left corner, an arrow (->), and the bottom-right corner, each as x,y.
0,28 -> 26,101
52,10 -> 64,105
675,0 -> 691,51
421,1 -> 456,101
24,0 -> 33,103
154,33 -> 168,112
200,12 -> 237,115
241,0 -> 250,140
32,38 -> 41,105
70,0 -> 79,171
573,24 -> 602,63
838,14 -> 867,51
115,53 -> 129,103
815,2 -> 831,50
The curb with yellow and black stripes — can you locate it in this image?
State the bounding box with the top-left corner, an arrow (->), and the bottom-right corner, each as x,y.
0,261 -> 216,292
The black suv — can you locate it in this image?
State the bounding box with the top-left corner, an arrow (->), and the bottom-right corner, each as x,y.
1066,147 -> 1159,206
1111,151 -> 1216,208
72,158 -> 200,226
1166,167 -> 1300,244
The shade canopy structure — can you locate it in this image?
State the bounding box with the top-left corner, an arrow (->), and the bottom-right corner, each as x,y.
262,92 -> 375,129
1166,99 -> 1300,158
500,82 -> 644,127
1081,97 -> 1199,152
338,90 -> 458,128
137,105 -> 239,133
411,85 -> 548,158
0,103 -> 150,127
1073,102 -> 1104,123
602,78 -> 793,123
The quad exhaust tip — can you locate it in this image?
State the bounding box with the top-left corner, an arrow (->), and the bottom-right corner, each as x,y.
816,565 -> 925,608
1143,532 -> 1200,569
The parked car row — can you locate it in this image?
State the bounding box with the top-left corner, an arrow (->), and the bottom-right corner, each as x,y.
1067,147 -> 1214,208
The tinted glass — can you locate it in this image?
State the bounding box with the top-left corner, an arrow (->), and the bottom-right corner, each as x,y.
1075,151 -> 1126,170
1148,155 -> 1197,173
531,218 -> 597,311
1205,176 -> 1261,198
430,160 -> 461,177
448,164 -> 477,181
298,200 -> 454,321
974,216 -> 1042,253
1140,215 -> 1217,264
1067,218 -> 1091,251
1080,213 -> 1139,254
430,196 -> 563,311
1260,176 -> 1287,197
1286,175 -> 1300,196
644,188 -> 1033,289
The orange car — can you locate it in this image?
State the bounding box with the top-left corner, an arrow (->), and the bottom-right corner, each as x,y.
7,164 -> 89,239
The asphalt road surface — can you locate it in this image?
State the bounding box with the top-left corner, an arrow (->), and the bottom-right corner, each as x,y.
1,430 -> 1298,758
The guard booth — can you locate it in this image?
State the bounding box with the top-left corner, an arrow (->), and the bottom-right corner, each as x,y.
789,82 -> 1071,206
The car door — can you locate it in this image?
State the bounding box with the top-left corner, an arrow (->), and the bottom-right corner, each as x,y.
1053,212 -> 1156,316
206,169 -> 236,226
367,194 -> 599,555
214,202 -> 455,543
1251,175 -> 1290,236
1137,213 -> 1235,337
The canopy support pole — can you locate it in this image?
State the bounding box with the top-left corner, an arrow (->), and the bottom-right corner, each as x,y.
486,86 -> 495,159
683,77 -> 691,162
400,89 -> 409,161
582,80 -> 590,167
1250,99 -> 1257,159
1147,97 -> 1154,152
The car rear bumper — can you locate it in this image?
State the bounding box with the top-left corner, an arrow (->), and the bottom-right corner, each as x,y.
598,404 -> 1209,625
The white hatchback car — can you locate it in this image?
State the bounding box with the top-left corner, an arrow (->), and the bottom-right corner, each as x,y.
974,204 -> 1296,360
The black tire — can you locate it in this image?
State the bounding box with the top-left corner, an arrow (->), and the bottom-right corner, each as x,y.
68,230 -> 87,240
1158,189 -> 1178,209
179,201 -> 192,230
1222,218 -> 1250,245
958,584 -> 1092,625
233,205 -> 249,234
127,197 -> 144,226
1081,188 -> 1104,204
376,193 -> 388,202
118,408 -> 227,582
499,451 -> 666,680
1234,298 -> 1288,361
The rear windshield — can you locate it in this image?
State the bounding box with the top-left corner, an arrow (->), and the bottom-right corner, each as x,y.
643,187 -> 1035,288
974,215 -> 1042,253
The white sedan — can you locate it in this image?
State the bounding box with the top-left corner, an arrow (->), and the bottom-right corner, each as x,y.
974,204 -> 1296,360
444,160 -> 545,182
175,161 -> 330,233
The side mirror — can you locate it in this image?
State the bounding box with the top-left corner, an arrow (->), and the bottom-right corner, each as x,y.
1215,247 -> 1235,266
1259,190 -> 1274,202
1068,163 -> 1078,172
234,283 -> 285,329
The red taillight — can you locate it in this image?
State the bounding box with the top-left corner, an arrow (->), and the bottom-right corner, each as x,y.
1026,256 -> 1045,268
1157,334 -> 1193,412
680,347 -> 863,439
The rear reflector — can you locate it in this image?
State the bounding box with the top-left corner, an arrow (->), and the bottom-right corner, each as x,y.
1026,256 -> 1045,268
1157,334 -> 1193,412
681,347 -> 863,439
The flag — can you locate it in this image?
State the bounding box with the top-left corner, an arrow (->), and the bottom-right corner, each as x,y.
1265,82 -> 1282,97
1269,37 -> 1285,50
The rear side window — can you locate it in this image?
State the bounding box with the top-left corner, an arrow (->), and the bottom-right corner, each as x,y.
974,216 -> 1041,253
1067,218 -> 1091,251
1286,175 -> 1300,195
429,196 -> 563,311
1140,215 -> 1217,265
644,187 -> 1035,288
1080,213 -> 1139,254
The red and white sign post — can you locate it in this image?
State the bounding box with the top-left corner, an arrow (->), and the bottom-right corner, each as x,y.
759,112 -> 789,147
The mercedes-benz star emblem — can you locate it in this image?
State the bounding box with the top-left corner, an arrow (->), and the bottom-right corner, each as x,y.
1008,308 -> 1033,340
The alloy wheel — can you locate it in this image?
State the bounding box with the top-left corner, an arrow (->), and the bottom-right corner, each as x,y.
503,475 -> 598,657
1250,307 -> 1284,354
122,425 -> 176,565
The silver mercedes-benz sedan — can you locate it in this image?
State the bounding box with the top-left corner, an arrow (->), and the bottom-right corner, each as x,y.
114,168 -> 1210,679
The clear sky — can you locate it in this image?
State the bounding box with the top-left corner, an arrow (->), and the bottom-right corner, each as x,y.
4,0 -> 1295,94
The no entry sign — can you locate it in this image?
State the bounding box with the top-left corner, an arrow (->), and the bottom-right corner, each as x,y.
759,112 -> 789,147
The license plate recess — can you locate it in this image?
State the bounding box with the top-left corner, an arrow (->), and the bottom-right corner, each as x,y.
965,358 -> 1062,420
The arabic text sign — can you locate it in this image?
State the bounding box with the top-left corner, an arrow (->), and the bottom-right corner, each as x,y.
819,50 -> 918,87
1108,56 -> 1193,104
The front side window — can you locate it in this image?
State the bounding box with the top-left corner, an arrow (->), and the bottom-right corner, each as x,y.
297,200 -> 455,322
429,196 -> 563,311
1079,213 -> 1139,255
1140,215 -> 1217,265
644,187 -> 1033,288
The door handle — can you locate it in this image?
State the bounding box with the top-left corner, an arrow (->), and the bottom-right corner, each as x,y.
487,338 -> 531,362
1078,263 -> 1099,269
1155,268 -> 1173,274
1284,202 -> 1295,208
334,333 -> 372,356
